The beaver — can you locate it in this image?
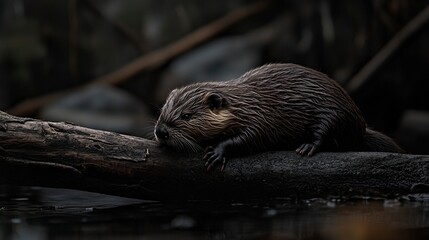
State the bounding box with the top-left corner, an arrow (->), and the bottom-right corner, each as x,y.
154,63 -> 403,171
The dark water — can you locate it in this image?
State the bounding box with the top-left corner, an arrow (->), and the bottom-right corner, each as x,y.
1,186 -> 428,240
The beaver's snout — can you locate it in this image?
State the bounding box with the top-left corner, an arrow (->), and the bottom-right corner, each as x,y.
155,125 -> 169,140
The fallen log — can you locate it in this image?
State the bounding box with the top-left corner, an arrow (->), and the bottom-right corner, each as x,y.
0,111 -> 428,200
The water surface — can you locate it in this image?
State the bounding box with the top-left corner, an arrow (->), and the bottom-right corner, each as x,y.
1,186 -> 428,240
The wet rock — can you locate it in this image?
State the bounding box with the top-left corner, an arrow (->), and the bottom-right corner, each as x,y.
154,19 -> 284,103
170,214 -> 196,229
155,36 -> 261,103
39,84 -> 155,138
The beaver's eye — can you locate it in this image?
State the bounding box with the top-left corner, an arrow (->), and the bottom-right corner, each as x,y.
180,113 -> 191,120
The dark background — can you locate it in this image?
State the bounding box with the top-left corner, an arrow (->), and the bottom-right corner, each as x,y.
1,0 -> 428,153
1,1 -> 429,239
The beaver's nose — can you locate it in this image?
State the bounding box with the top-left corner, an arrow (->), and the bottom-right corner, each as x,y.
155,126 -> 169,140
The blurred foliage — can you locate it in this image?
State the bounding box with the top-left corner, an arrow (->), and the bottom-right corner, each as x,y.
0,0 -> 428,133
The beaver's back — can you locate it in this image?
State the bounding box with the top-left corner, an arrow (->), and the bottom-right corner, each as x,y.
226,63 -> 366,151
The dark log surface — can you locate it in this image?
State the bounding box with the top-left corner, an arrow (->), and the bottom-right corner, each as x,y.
0,111 -> 428,200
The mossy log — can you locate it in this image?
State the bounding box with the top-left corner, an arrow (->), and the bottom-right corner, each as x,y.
0,111 -> 428,200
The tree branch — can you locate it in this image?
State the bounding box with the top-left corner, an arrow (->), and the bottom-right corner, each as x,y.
0,111 -> 428,200
7,1 -> 269,117
345,4 -> 429,93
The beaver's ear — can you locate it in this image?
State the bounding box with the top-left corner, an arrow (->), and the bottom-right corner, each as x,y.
206,93 -> 227,110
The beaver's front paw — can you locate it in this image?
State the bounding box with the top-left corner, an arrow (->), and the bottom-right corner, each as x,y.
203,145 -> 227,171
295,141 -> 321,156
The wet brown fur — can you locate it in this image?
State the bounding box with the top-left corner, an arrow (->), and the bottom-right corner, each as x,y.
155,63 -> 402,159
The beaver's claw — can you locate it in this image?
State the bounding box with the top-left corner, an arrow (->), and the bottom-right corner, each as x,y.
204,146 -> 227,171
295,142 -> 319,156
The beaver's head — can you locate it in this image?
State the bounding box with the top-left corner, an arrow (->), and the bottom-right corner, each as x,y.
154,84 -> 238,152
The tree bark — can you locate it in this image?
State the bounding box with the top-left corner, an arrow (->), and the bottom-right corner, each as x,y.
0,111 -> 428,200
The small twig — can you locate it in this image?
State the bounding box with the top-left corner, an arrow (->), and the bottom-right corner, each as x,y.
7,1 -> 269,117
345,4 -> 429,93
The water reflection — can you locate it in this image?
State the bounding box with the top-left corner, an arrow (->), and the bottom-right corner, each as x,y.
1,186 -> 428,240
